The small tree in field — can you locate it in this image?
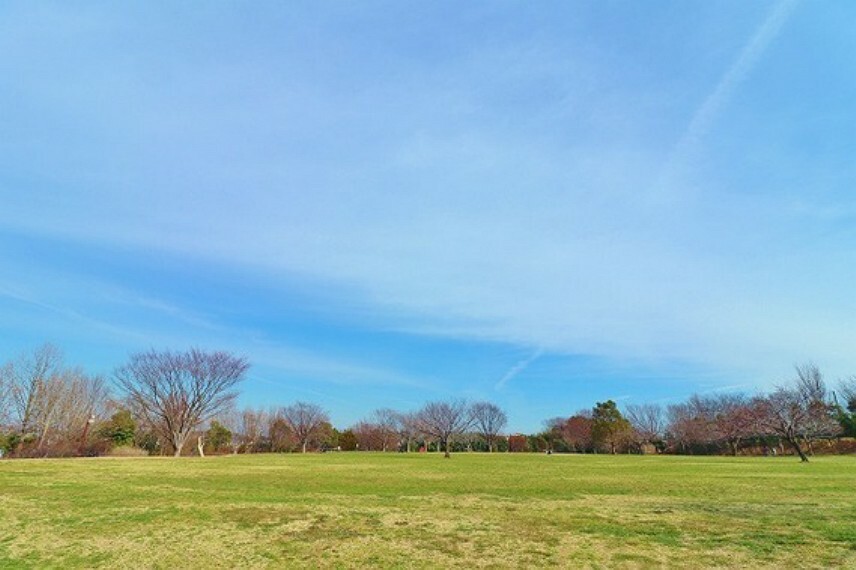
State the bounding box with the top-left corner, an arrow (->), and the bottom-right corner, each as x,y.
470,401 -> 507,452
756,363 -> 839,462
98,409 -> 136,447
625,403 -> 664,452
371,408 -> 400,452
560,412 -> 594,453
280,402 -> 329,453
206,421 -> 233,454
115,348 -> 248,457
591,400 -> 632,454
396,411 -> 419,452
415,400 -> 472,458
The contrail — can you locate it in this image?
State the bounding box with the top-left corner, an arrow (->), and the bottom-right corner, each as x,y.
495,347 -> 545,391
660,0 -> 800,186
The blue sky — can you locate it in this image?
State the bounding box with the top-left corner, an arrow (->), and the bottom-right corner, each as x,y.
1,1 -> 855,432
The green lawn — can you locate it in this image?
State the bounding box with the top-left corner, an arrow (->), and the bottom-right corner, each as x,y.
0,453 -> 854,568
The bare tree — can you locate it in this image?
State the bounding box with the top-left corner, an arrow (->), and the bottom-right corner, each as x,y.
0,345 -> 111,456
6,344 -> 64,436
756,364 -> 839,462
240,407 -> 268,452
470,401 -> 507,452
755,389 -> 810,462
372,408 -> 400,452
115,348 -> 249,457
415,400 -> 472,458
710,394 -> 756,456
352,420 -> 382,450
665,401 -> 709,453
39,369 -> 108,453
794,363 -> 840,454
280,401 -> 329,453
396,411 -> 419,452
625,403 -> 664,451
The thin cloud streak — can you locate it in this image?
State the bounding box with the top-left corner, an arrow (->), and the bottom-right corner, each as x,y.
495,348 -> 545,391
659,0 -> 800,188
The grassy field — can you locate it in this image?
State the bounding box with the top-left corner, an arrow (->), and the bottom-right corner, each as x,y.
0,453 -> 855,569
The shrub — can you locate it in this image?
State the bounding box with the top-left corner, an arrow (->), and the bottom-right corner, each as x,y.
98,409 -> 136,447
107,445 -> 148,457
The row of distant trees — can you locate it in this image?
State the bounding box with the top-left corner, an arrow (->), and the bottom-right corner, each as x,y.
538,364 -> 856,461
0,345 -> 508,459
1,345 -> 855,462
205,399 -> 508,459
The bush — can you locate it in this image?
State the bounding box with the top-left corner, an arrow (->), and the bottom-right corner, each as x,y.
98,410 -> 136,447
107,445 -> 148,457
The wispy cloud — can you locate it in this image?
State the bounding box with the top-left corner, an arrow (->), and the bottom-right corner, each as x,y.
660,0 -> 800,187
495,348 -> 545,391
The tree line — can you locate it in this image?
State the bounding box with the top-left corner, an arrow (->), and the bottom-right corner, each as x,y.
539,363 -> 853,462
1,345 -> 855,462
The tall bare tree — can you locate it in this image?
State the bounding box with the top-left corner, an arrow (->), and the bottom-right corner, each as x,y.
115,348 -> 249,457
470,401 -> 507,452
415,400 -> 472,458
280,401 -> 329,453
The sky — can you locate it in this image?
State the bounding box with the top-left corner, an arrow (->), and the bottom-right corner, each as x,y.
1,1 -> 855,432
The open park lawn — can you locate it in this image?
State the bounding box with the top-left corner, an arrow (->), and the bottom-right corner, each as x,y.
1,453 -> 855,568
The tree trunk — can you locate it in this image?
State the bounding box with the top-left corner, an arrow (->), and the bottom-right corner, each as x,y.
197,436 -> 205,457
302,441 -> 307,453
172,431 -> 188,457
785,436 -> 809,462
